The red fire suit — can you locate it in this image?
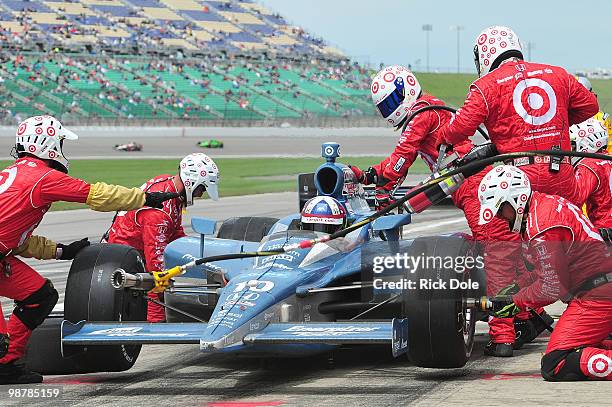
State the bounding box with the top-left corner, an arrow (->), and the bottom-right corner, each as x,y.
439,60 -> 599,205
371,94 -> 526,343
515,192 -> 612,381
106,175 -> 186,322
574,156 -> 612,228
0,157 -> 145,364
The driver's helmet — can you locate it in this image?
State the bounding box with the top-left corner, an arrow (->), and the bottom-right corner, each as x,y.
301,196 -> 347,234
370,65 -> 421,127
13,115 -> 79,173
473,26 -> 523,77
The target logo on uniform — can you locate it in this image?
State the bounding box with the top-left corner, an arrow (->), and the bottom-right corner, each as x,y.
481,45 -> 488,52
520,194 -> 528,202
181,163 -> 186,168
490,47 -> 497,55
372,81 -> 379,94
46,127 -> 56,137
184,180 -> 191,187
482,208 -> 494,222
588,127 -> 594,133
488,38 -> 495,44
406,76 -> 416,86
409,89 -> 415,96
480,184 -> 487,192
17,123 -> 27,135
484,59 -> 490,66
200,170 -> 206,176
48,151 -> 56,159
500,181 -> 509,189
578,129 -> 586,137
383,72 -> 395,82
500,31 -> 507,36
587,354 -> 612,378
513,78 -> 558,126
500,41 -> 507,48
517,207 -> 524,215
478,34 -> 487,45
35,116 -> 42,121
491,29 -> 499,35
28,145 -> 36,153
35,127 -> 43,135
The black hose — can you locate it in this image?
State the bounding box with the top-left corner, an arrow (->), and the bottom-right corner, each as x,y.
401,105 -> 489,140
192,149 -> 612,264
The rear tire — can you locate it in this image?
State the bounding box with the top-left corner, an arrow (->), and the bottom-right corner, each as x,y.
216,217 -> 278,242
402,236 -> 480,368
25,244 -> 147,374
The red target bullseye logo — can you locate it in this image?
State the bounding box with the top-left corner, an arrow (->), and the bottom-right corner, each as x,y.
383,72 -> 395,82
488,38 -> 495,44
478,34 -> 487,45
17,123 -> 27,135
481,45 -> 488,52
35,127 -> 43,135
500,31 -> 507,36
406,76 -> 416,86
184,180 -> 191,187
35,116 -> 42,121
513,78 -> 557,126
200,171 -> 206,176
491,29 -> 498,35
482,208 -> 494,222
588,127 -> 594,133
520,194 -> 528,202
409,89 -> 416,96
578,129 -> 586,137
28,145 -> 36,153
500,41 -> 507,48
587,354 -> 612,378
371,81 -> 379,94
48,151 -> 56,159
46,127 -> 56,137
484,59 -> 490,66
490,47 -> 497,54
480,184 -> 487,192
181,163 -> 186,168
500,181 -> 509,189
517,207 -> 524,215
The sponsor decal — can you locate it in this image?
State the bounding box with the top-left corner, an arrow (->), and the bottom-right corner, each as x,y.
86,327 -> 190,337
587,354 -> 612,378
282,325 -> 380,337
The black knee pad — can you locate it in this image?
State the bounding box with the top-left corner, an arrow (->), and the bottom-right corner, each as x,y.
541,349 -> 586,381
14,279 -> 59,330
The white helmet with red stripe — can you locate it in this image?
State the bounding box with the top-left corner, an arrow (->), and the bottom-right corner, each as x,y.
473,26 -> 523,77
14,115 -> 78,173
179,153 -> 219,206
478,165 -> 531,233
301,196 -> 347,234
370,65 -> 421,127
570,118 -> 608,155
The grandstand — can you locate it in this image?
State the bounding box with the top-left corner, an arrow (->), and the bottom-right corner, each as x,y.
0,0 -> 376,125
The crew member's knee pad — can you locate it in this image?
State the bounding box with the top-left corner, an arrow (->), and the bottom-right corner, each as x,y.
541,348 -> 585,381
13,279 -> 58,330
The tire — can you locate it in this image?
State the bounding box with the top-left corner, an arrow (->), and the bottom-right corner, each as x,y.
216,217 -> 279,242
26,244 -> 147,374
402,236 -> 479,368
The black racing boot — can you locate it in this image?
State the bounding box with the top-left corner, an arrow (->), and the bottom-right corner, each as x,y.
484,341 -> 514,357
0,361 -> 43,384
514,311 -> 555,350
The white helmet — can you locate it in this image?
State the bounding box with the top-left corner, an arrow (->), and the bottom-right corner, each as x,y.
14,115 -> 78,173
371,65 -> 421,127
179,153 -> 219,205
478,165 -> 531,233
570,118 -> 608,157
473,26 -> 523,77
576,75 -> 593,92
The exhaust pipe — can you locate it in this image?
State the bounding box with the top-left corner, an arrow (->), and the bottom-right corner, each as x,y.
111,268 -> 155,291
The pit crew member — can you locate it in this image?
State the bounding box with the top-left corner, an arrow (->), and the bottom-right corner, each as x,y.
349,65 -> 545,357
439,26 -> 599,205
0,115 -> 178,385
105,153 -> 219,323
575,76 -> 612,153
479,165 -> 612,381
569,119 -> 612,228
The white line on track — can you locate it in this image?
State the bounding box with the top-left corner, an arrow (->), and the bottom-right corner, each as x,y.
403,217 -> 467,233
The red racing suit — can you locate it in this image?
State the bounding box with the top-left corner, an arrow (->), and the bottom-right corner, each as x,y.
371,94 -> 526,343
515,192 -> 612,380
574,155 -> 612,228
106,175 -> 186,322
439,60 -> 599,205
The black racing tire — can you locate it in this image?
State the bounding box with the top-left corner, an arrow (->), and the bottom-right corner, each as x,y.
26,244 -> 147,374
402,236 -> 480,368
216,217 -> 279,242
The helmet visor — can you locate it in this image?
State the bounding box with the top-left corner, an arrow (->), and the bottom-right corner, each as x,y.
376,82 -> 405,118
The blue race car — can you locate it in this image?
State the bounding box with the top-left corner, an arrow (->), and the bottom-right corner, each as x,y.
25,143 -> 486,375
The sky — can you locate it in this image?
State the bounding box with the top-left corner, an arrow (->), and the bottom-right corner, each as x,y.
260,0 -> 610,73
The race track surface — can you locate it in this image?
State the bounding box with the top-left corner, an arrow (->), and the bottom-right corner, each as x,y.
1,192 -> 604,407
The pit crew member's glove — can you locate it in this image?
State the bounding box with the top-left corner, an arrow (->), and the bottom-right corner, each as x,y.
145,191 -> 180,209
497,282 -> 520,296
0,333 -> 9,359
349,165 -> 377,185
489,295 -> 521,319
56,238 -> 90,260
375,187 -> 394,211
599,228 -> 612,245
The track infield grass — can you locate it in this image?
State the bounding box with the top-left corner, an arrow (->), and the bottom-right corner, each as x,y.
0,157 -> 430,211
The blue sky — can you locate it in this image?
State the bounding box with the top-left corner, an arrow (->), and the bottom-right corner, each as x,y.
260,0 -> 609,73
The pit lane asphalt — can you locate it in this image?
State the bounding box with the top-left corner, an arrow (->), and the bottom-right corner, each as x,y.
1,193 -> 606,406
